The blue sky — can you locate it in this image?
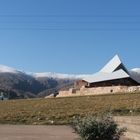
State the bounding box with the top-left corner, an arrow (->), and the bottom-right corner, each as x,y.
0,0 -> 140,74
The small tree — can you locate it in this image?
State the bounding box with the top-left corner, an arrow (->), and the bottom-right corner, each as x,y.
72,115 -> 126,140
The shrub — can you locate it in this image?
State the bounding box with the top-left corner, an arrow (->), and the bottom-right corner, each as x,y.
72,115 -> 126,140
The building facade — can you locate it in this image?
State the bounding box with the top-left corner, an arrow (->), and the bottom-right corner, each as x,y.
58,55 -> 140,97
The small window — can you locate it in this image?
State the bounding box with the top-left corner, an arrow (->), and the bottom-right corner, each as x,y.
110,89 -> 113,93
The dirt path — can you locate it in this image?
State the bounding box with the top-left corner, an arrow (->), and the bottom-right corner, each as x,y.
0,125 -> 79,140
0,116 -> 139,140
115,116 -> 140,140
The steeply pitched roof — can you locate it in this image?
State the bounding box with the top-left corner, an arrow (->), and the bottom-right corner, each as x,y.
83,55 -> 140,84
83,69 -> 130,83
100,55 -> 128,73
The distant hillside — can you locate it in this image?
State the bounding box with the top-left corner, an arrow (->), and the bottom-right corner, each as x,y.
37,77 -> 75,97
0,73 -> 76,99
0,72 -> 45,98
0,65 -> 77,99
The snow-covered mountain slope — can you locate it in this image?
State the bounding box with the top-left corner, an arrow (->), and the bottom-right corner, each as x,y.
129,68 -> 140,83
0,65 -> 19,73
1,64 -> 140,81
130,68 -> 140,74
0,65 -> 91,79
1,64 -> 140,80
32,72 -> 91,79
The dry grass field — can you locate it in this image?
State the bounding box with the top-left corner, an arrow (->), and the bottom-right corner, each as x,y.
0,93 -> 140,125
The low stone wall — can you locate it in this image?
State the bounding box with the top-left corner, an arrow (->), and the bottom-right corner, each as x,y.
57,86 -> 140,97
57,89 -> 77,97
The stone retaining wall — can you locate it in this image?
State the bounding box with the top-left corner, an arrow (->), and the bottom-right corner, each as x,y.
57,86 -> 140,97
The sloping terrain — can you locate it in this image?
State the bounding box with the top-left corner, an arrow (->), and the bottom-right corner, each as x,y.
0,72 -> 74,99
0,65 -> 76,98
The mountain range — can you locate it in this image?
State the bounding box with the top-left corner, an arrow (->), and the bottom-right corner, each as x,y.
0,65 -> 140,99
0,65 -> 90,99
